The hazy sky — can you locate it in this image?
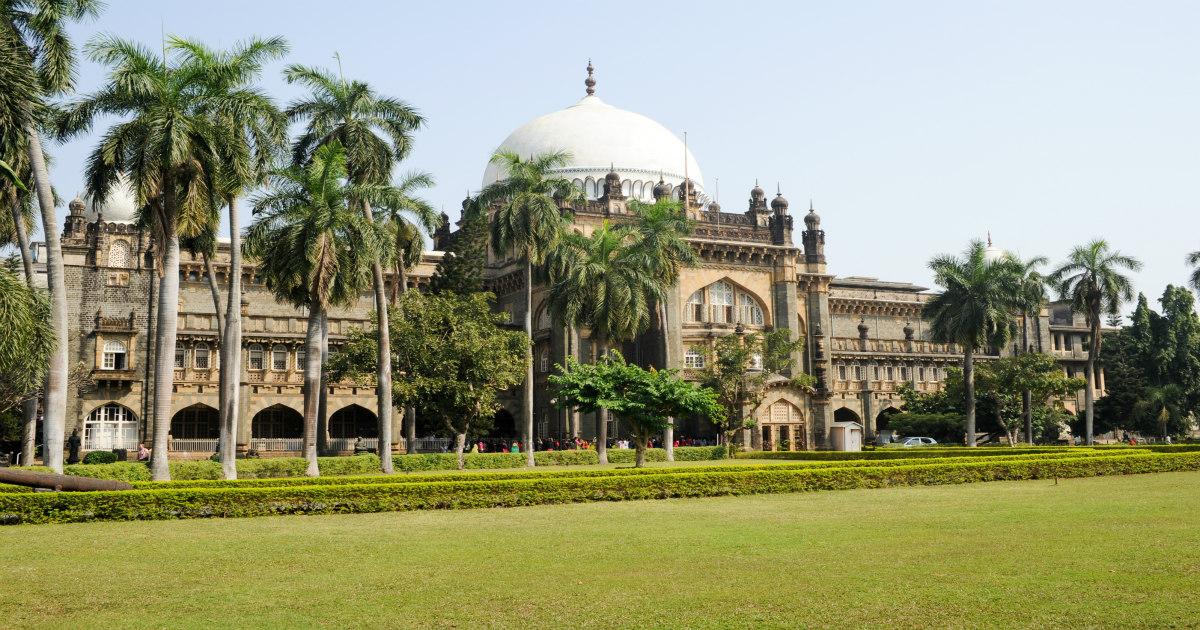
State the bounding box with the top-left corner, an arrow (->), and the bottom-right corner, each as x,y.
36,0 -> 1200,314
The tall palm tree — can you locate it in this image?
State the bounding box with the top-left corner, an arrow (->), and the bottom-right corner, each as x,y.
285,63 -> 424,473
173,36 -> 288,479
59,36 -> 233,480
922,240 -> 1021,446
1188,250 -> 1200,293
246,142 -> 384,476
3,0 -> 102,473
1135,384 -> 1185,440
628,197 -> 697,459
1048,239 -> 1141,445
477,150 -> 580,466
1013,254 -> 1049,443
546,222 -> 664,464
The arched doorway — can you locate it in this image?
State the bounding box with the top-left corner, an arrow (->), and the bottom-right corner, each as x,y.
876,407 -> 900,431
834,407 -> 862,424
329,404 -> 377,438
171,404 -> 219,439
759,399 -> 806,451
251,405 -> 303,439
85,403 -> 138,450
490,408 -> 517,439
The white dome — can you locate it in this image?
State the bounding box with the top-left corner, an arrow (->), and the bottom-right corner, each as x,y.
983,233 -> 1006,263
481,94 -> 705,203
86,174 -> 138,224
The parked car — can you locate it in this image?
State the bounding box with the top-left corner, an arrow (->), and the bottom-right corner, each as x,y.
898,437 -> 938,447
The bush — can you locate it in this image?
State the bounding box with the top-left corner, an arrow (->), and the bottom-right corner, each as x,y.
64,462 -> 151,481
886,412 -> 966,444
81,451 -> 119,465
2,451 -> 1196,525
741,447 -> 1084,461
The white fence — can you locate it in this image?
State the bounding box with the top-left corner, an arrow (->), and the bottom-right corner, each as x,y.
326,437 -> 379,452
251,438 -> 305,452
170,438 -> 218,453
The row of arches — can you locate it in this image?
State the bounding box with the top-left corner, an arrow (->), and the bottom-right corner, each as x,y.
832,405 -> 900,430
81,402 -> 379,448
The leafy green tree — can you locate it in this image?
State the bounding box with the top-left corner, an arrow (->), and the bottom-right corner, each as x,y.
4,0 -> 101,473
59,35 -> 248,480
1133,384 -> 1189,439
246,142 -> 385,477
1048,239 -> 1141,445
0,137 -> 39,463
0,264 -> 52,415
285,63 -> 425,473
886,412 -> 965,444
1188,251 -> 1200,294
330,291 -> 527,470
173,36 -> 288,480
478,150 -> 580,466
923,240 -> 1022,446
627,197 -> 697,459
701,329 -> 809,457
550,351 -> 723,467
429,203 -> 487,296
1091,328 -> 1149,439
545,222 -> 661,464
975,353 -> 1086,445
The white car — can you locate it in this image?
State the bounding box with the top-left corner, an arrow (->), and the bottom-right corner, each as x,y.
898,437 -> 938,447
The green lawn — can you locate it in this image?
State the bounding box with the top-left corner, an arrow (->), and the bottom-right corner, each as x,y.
2,472 -> 1197,629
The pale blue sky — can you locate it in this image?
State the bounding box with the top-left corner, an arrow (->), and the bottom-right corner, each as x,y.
39,0 -> 1200,312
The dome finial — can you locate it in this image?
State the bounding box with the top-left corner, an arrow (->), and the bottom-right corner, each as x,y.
987,230 -> 992,247
585,59 -> 595,96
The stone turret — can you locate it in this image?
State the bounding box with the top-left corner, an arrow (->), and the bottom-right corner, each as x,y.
802,200 -> 825,267
652,176 -> 671,201
747,180 -> 769,226
768,186 -> 793,245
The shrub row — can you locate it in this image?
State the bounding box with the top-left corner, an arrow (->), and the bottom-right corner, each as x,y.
131,449 -> 1138,491
740,447 -> 1097,461
3,450 -> 1192,525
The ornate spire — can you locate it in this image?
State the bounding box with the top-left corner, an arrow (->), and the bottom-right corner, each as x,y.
585,59 -> 595,96
987,230 -> 993,247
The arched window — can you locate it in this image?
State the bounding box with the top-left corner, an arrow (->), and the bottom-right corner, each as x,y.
248,344 -> 264,370
710,281 -> 735,323
272,344 -> 287,371
739,293 -> 764,326
85,403 -> 137,449
174,346 -> 186,369
684,347 -> 706,369
296,347 -> 306,371
540,348 -> 551,373
536,307 -> 552,331
686,289 -> 704,322
194,342 -> 210,369
108,240 -> 130,268
101,340 -> 127,370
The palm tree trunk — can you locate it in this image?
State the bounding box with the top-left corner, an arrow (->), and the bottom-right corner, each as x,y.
24,121 -> 68,473
1085,319 -> 1100,446
523,258 -> 535,467
150,213 -> 181,481
595,331 -> 608,465
219,198 -> 243,480
397,258 -> 417,455
964,347 -> 976,447
10,196 -> 39,466
301,304 -> 324,477
659,304 -> 674,462
361,201 -> 394,474
202,253 -> 225,335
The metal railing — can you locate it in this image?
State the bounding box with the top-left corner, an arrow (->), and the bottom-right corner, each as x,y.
170,438 -> 218,452
326,437 -> 379,452
251,438 -> 304,452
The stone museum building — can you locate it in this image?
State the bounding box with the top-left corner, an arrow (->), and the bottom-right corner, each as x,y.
38,65 -> 1104,456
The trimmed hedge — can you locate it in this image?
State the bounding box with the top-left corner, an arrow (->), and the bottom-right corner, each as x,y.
131,449 -> 1138,491
2,450 -> 1192,525
741,447 -> 1094,461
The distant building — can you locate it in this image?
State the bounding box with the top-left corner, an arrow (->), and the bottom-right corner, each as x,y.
38,65 -> 1104,455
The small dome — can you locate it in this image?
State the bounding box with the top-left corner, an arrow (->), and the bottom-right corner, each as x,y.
983,233 -> 1006,263
804,206 -> 821,229
68,197 -> 85,216
461,196 -> 471,211
605,168 -> 620,183
708,201 -> 722,213
750,182 -> 765,200
771,192 -> 789,213
86,174 -> 138,224
653,178 -> 671,200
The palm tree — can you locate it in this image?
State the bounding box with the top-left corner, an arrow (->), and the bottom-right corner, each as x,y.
58,36 -> 234,480
1048,239 -> 1141,445
546,222 -> 664,464
628,197 -> 697,460
3,0 -> 102,473
1135,384 -> 1185,440
477,150 -> 580,466
246,142 -> 384,476
1188,251 -> 1200,293
922,240 -> 1021,446
285,63 -> 424,473
1013,254 -> 1049,443
173,36 -> 288,479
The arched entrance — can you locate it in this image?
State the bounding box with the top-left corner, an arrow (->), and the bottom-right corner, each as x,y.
834,407 -> 862,424
251,405 -> 302,439
876,407 -> 900,431
489,408 -> 517,439
85,403 -> 138,450
758,399 -> 807,451
171,404 -> 219,439
329,404 -> 377,438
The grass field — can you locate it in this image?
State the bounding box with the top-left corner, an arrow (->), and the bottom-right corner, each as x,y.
1,471 -> 1197,629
